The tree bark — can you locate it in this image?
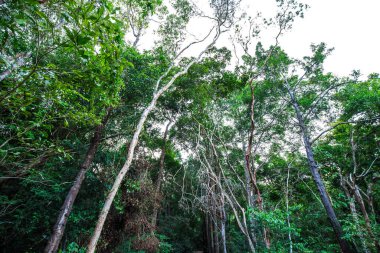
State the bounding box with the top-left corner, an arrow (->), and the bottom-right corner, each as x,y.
44,107 -> 112,253
285,83 -> 354,253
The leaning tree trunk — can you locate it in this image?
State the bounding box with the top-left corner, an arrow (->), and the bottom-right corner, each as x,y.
151,121 -> 172,227
86,29 -> 221,253
285,84 -> 354,253
44,107 -> 112,253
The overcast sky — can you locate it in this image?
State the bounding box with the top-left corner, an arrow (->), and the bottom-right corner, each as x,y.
275,0 -> 380,78
227,0 -> 380,78
136,0 -> 380,78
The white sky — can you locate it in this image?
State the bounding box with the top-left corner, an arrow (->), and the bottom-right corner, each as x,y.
277,0 -> 380,78
134,0 -> 380,78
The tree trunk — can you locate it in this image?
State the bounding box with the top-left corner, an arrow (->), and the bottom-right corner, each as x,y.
151,121 -> 172,227
341,176 -> 368,253
206,132 -> 253,252
366,180 -> 376,218
285,84 -> 354,253
244,84 -> 270,249
241,134 -> 257,247
206,214 -> 212,253
352,184 -> 380,252
213,199 -> 220,253
86,29 -> 221,252
220,195 -> 227,253
286,165 -> 293,253
86,92 -> 172,253
210,214 -> 215,253
44,107 -> 112,253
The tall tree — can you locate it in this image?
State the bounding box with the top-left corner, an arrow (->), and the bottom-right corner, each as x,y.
86,1 -> 239,251
277,43 -> 355,252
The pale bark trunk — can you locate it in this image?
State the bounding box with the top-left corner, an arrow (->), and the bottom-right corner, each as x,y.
151,121 -> 171,227
286,165 -> 293,253
206,134 -> 255,252
206,151 -> 256,252
223,190 -> 255,252
87,29 -> 220,252
44,107 -> 112,253
220,220 -> 227,253
132,26 -> 143,48
285,83 -> 354,253
220,196 -> 227,253
208,177 -> 216,253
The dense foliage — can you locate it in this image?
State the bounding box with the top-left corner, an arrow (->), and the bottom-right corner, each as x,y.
0,0 -> 379,252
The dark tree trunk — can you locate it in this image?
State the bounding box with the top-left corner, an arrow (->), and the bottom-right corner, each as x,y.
210,214 -> 215,253
206,214 -> 212,253
151,121 -> 171,227
244,85 -> 270,249
44,107 -> 112,253
285,85 -> 354,253
220,198 -> 227,253
213,199 -> 220,253
352,184 -> 380,252
340,177 -> 367,253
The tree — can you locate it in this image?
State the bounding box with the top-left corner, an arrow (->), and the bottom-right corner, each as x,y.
274,43 -> 356,252
86,1 -> 240,251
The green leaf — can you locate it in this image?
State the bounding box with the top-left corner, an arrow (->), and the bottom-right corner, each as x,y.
77,35 -> 91,45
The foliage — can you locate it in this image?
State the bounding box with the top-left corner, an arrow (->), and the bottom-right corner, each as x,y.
0,0 -> 379,252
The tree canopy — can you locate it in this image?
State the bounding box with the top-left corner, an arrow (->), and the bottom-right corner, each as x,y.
0,0 -> 379,252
